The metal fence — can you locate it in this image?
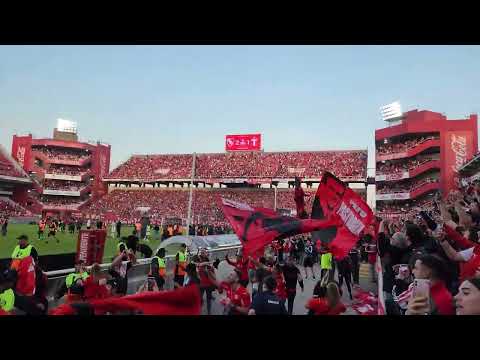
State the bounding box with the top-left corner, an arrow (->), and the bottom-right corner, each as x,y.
45,245 -> 242,309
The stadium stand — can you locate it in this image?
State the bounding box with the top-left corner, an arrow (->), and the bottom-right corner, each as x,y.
106,150 -> 368,181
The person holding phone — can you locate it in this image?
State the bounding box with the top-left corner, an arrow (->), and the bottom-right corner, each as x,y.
404,254 -> 455,315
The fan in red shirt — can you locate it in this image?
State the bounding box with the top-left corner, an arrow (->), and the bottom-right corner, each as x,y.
225,253 -> 250,287
83,263 -> 111,300
272,265 -> 287,301
294,177 -> 310,219
215,269 -> 251,315
410,254 -> 455,315
195,249 -> 217,315
306,282 -> 346,315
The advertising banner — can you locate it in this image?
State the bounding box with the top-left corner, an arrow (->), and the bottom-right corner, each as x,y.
376,193 -> 410,201
44,173 -> 82,181
444,131 -> 475,195
43,189 -> 81,196
225,134 -> 261,151
11,135 -> 33,172
76,229 -> 107,265
375,172 -> 409,182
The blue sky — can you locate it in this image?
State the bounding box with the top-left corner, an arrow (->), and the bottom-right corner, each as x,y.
1,45 -> 479,172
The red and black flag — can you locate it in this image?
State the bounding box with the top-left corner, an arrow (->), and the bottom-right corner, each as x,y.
220,198 -> 341,258
311,172 -> 374,259
50,284 -> 202,315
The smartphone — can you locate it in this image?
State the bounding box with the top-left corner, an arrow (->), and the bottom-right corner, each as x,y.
412,279 -> 431,312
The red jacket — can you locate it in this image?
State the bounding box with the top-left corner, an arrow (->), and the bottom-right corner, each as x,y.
16,256 -> 36,296
307,298 -> 347,315
430,281 -> 455,315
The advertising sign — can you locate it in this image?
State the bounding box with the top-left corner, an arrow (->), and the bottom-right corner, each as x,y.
376,193 -> 410,201
444,131 -> 475,195
225,134 -> 261,151
76,229 -> 107,265
375,172 -> 409,182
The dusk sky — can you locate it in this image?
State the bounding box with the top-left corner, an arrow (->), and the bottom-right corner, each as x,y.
1,45 -> 479,174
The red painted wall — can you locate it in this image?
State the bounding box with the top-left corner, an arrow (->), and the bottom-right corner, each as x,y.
375,110 -> 478,197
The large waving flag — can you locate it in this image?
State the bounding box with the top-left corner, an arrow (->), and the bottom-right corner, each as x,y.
311,172 -> 374,259
50,284 -> 202,315
220,198 -> 341,258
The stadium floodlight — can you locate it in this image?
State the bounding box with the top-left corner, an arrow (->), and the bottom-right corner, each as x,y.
380,101 -> 403,122
57,118 -> 77,134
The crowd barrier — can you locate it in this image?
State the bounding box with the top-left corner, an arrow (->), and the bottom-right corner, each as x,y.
45,245 -> 242,309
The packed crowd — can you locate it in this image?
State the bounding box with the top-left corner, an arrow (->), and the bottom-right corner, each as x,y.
1,222 -> 377,316
377,179 -> 480,315
40,196 -> 86,206
376,177 -> 439,194
32,147 -> 90,162
47,164 -> 87,176
42,179 -> 86,191
106,151 -> 367,181
84,188 -> 318,224
0,198 -> 28,218
376,157 -> 437,175
377,197 -> 440,223
107,154 -> 193,180
376,136 -> 438,156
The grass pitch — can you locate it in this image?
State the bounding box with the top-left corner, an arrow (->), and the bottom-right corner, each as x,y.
0,224 -> 166,262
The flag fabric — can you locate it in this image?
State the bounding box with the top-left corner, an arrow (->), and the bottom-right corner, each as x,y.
15,256 -> 36,297
311,172 -> 374,259
220,198 -> 342,258
50,284 -> 202,315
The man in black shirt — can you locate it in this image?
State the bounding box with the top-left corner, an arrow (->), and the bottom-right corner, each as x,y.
281,255 -> 304,315
248,276 -> 287,315
116,220 -> 122,238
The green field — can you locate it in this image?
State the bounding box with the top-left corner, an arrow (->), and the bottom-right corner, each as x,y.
0,224 -> 167,262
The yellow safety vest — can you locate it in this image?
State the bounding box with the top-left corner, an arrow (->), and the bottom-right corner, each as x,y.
66,271 -> 89,288
0,289 -> 15,313
11,245 -> 32,260
150,256 -> 166,277
321,253 -> 333,270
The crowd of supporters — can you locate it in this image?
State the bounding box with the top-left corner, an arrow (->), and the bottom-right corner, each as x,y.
84,188 -> 317,225
376,177 -> 439,194
108,154 -> 193,180
106,151 -> 367,181
377,179 -> 480,315
40,196 -> 86,206
377,157 -> 437,175
0,198 -> 29,218
42,179 -> 86,191
32,147 -> 90,162
47,164 -> 87,176
376,136 -> 438,156
377,197 -> 440,223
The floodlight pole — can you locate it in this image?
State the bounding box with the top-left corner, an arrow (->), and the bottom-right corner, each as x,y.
274,185 -> 277,211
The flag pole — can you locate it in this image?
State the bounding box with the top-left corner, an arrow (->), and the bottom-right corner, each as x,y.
186,152 -> 196,243
274,185 -> 277,211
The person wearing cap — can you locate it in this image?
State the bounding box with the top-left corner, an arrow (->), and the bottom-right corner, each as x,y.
281,255 -> 304,315
174,243 -> 188,288
11,234 -> 38,271
149,248 -> 167,290
248,275 -> 287,315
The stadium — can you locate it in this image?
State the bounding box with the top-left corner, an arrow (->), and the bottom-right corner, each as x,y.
2,104 -> 480,315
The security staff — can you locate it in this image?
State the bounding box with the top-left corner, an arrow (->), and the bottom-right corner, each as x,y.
149,248 -> 167,290
0,270 -> 16,314
11,235 -> 38,270
248,276 -> 287,315
55,261 -> 89,302
174,243 -> 187,287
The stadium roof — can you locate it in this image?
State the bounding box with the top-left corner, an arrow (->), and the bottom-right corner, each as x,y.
459,152 -> 480,175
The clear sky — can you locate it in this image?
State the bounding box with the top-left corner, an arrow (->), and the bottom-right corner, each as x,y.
1,45 -> 479,173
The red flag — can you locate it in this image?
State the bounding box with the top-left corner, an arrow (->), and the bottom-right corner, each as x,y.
311,172 -> 374,259
50,285 -> 202,315
220,197 -> 341,258
15,256 -> 36,296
